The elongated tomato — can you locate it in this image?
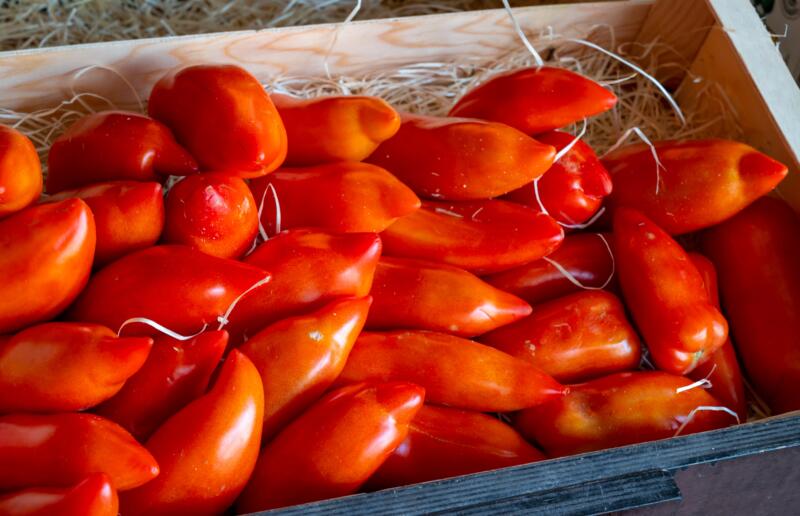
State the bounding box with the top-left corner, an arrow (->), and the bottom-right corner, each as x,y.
337,330 -> 565,411
382,199 -> 563,274
0,474 -> 118,516
449,67 -> 617,134
367,257 -> 532,337
251,161 -> 420,234
273,93 -> 401,166
516,371 -> 737,456
604,139 -> 787,234
481,291 -> 641,383
367,113 -> 555,200
0,124 -> 41,218
0,199 -> 95,333
483,232 -> 616,305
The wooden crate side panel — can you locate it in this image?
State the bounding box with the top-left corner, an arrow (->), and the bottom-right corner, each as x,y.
634,0 -> 716,87
0,1 -> 653,111
677,0 -> 800,211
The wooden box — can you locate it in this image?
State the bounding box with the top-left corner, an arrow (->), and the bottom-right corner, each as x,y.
1,0 -> 798,513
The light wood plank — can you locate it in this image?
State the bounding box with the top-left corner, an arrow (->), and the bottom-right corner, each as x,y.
634,0 -> 716,87
0,1 -> 652,111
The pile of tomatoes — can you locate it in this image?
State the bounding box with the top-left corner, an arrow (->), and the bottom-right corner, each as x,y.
0,62 -> 797,515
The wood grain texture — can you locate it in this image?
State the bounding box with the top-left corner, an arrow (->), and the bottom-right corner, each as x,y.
0,1 -> 653,111
677,0 -> 800,211
634,0 -> 716,87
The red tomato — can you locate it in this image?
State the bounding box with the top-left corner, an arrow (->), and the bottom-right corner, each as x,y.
226,229 -> 381,343
702,197 -> 800,414
367,113 -> 556,200
48,181 -> 164,266
241,297 -> 371,439
686,253 -> 747,421
481,291 -> 641,383
449,67 -> 617,133
164,173 -> 258,259
337,330 -> 565,411
149,65 -> 287,176
0,199 -> 95,334
120,351 -> 264,515
0,474 -> 118,516
604,139 -> 787,234
95,330 -> 228,441
68,245 -> 268,336
237,382 -> 424,511
483,232 -> 616,305
367,405 -> 545,489
250,161 -> 420,234
367,257 -> 532,337
273,93 -> 401,166
504,131 -> 612,225
46,111 -> 197,193
381,199 -> 564,274
613,208 -> 727,374
0,124 -> 42,218
516,371 -> 737,457
0,323 -> 151,413
0,413 -> 158,491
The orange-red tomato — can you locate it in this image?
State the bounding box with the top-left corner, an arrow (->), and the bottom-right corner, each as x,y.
449,67 -> 617,134
687,253 -> 747,421
603,139 -> 787,234
338,330 -> 565,411
381,199 -> 563,274
0,323 -> 151,413
149,65 -> 287,176
516,371 -> 738,457
702,197 -> 800,414
367,113 -> 556,200
367,257 -> 532,337
95,330 -> 228,441
226,229 -> 381,343
367,405 -> 545,489
250,161 -> 420,234
68,245 -> 268,337
0,124 -> 42,218
483,232 -> 616,305
48,181 -> 164,266
120,351 -> 264,515
0,199 -> 95,334
164,173 -> 258,259
0,474 -> 118,516
237,382 -> 424,512
241,297 -> 371,440
0,413 -> 158,491
481,291 -> 641,383
46,111 -> 197,193
273,93 -> 401,166
613,208 -> 727,374
503,131 -> 612,225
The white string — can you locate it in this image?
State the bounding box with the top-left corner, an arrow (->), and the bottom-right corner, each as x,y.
434,207 -> 464,219
323,0 -> 362,79
677,364 -> 717,393
266,182 -> 282,235
256,185 -> 270,241
501,0 -> 543,68
676,378 -> 712,394
553,118 -> 588,163
541,233 -> 615,290
558,206 -> 607,230
601,126 -> 665,195
550,34 -> 686,126
117,317 -> 207,341
216,275 -> 271,330
674,406 -> 740,437
71,65 -> 144,113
